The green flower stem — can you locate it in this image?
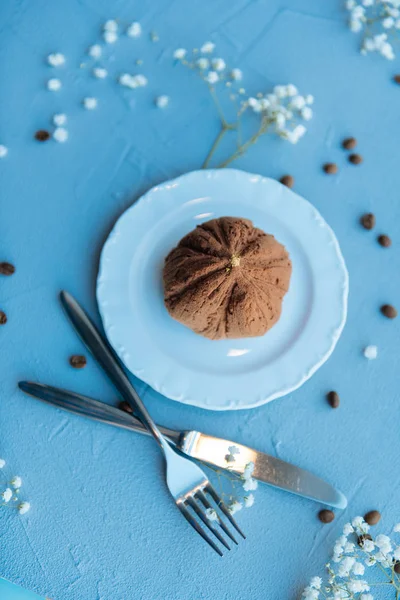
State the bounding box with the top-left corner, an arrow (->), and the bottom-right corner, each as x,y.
202,123 -> 235,169
216,117 -> 272,169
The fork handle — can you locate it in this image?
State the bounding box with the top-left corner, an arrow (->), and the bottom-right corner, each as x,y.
60,291 -> 170,453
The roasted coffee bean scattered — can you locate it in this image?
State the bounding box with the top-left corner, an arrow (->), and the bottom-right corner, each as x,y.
35,130 -> 51,142
327,390 -> 340,409
395,562 -> 400,575
358,533 -> 372,547
378,234 -> 391,248
318,509 -> 335,524
342,137 -> 357,150
119,400 -> 133,414
280,175 -> 294,188
0,262 -> 15,275
349,153 -> 363,165
323,163 -> 338,175
381,304 -> 397,319
0,310 -> 7,325
394,75 -> 400,85
69,354 -> 87,369
364,510 -> 381,526
360,213 -> 375,230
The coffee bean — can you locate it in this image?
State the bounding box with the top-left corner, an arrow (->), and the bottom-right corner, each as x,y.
318,509 -> 335,524
395,562 -> 400,575
35,130 -> 51,142
327,391 -> 340,409
394,75 -> 400,85
119,400 -> 133,414
360,213 -> 375,230
364,510 -> 381,526
378,234 -> 391,248
342,137 -> 357,150
357,533 -> 372,547
323,163 -> 338,175
0,310 -> 7,325
381,304 -> 397,319
280,175 -> 294,188
0,262 -> 15,275
69,355 -> 87,369
349,153 -> 363,165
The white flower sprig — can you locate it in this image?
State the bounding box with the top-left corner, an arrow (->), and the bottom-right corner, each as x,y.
173,43 -> 313,168
205,445 -> 257,518
346,0 -> 400,60
0,458 -> 30,515
302,516 -> 400,599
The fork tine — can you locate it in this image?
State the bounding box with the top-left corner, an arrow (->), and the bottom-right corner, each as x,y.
186,496 -> 231,551
177,501 -> 223,557
196,489 -> 238,545
205,484 -> 246,540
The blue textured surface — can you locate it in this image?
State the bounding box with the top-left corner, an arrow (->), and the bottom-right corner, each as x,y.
1,1 -> 399,599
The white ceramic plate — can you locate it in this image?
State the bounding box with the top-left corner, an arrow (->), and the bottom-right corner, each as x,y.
97,169 -> 348,411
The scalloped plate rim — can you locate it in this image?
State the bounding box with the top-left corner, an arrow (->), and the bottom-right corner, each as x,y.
96,168 -> 349,411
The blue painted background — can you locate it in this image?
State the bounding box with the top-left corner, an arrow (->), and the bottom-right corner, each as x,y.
1,1 -> 400,599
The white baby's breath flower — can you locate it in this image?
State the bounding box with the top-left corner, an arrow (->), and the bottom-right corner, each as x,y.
134,74 -> 148,87
196,57 -> 209,70
285,84 -> 298,96
53,127 -> 68,143
228,500 -> 242,515
353,561 -> 365,575
290,95 -> 306,109
309,577 -> 322,590
173,48 -> 187,60
243,462 -> 255,479
344,541 -> 355,553
244,494 -> 255,508
343,523 -> 354,535
53,113 -> 67,126
155,95 -> 169,108
301,106 -> 313,121
0,459 -> 5,468
104,19 -> 118,32
47,53 -> 65,67
127,22 -> 141,38
381,41 -> 395,59
362,0 -> 373,5
119,73 -> 148,88
2,488 -> 12,503
273,85 -> 288,98
363,345 -> 377,359
18,502 -> 30,515
93,67 -> 108,79
360,595 -> 373,600
275,112 -> 286,129
83,97 -> 98,110
394,523 -> 400,533
352,516 -> 366,529
225,453 -> 236,463
11,476 -> 22,489
47,78 -> 62,91
88,44 -> 102,59
382,16 -> 395,28
363,539 -> 375,552
350,19 -> 363,32
346,0 -> 356,7
302,586 -> 319,600
205,508 -> 218,521
211,57 -> 226,71
242,477 -> 258,492
305,94 -> 314,105
0,146 -> 8,159
338,556 -> 356,577
348,580 -> 370,594
393,546 -> 400,560
205,71 -> 219,84
228,445 -> 240,455
103,30 -> 118,44
201,41 -> 215,54
231,68 -> 243,81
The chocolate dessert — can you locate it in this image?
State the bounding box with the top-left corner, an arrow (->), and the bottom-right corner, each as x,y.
163,217 -> 292,340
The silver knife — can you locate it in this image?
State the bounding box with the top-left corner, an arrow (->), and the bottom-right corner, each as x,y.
19,380 -> 347,509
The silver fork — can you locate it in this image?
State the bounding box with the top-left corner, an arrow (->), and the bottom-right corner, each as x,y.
60,291 -> 245,556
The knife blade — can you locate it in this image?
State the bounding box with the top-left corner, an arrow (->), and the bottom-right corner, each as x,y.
19,381 -> 347,509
